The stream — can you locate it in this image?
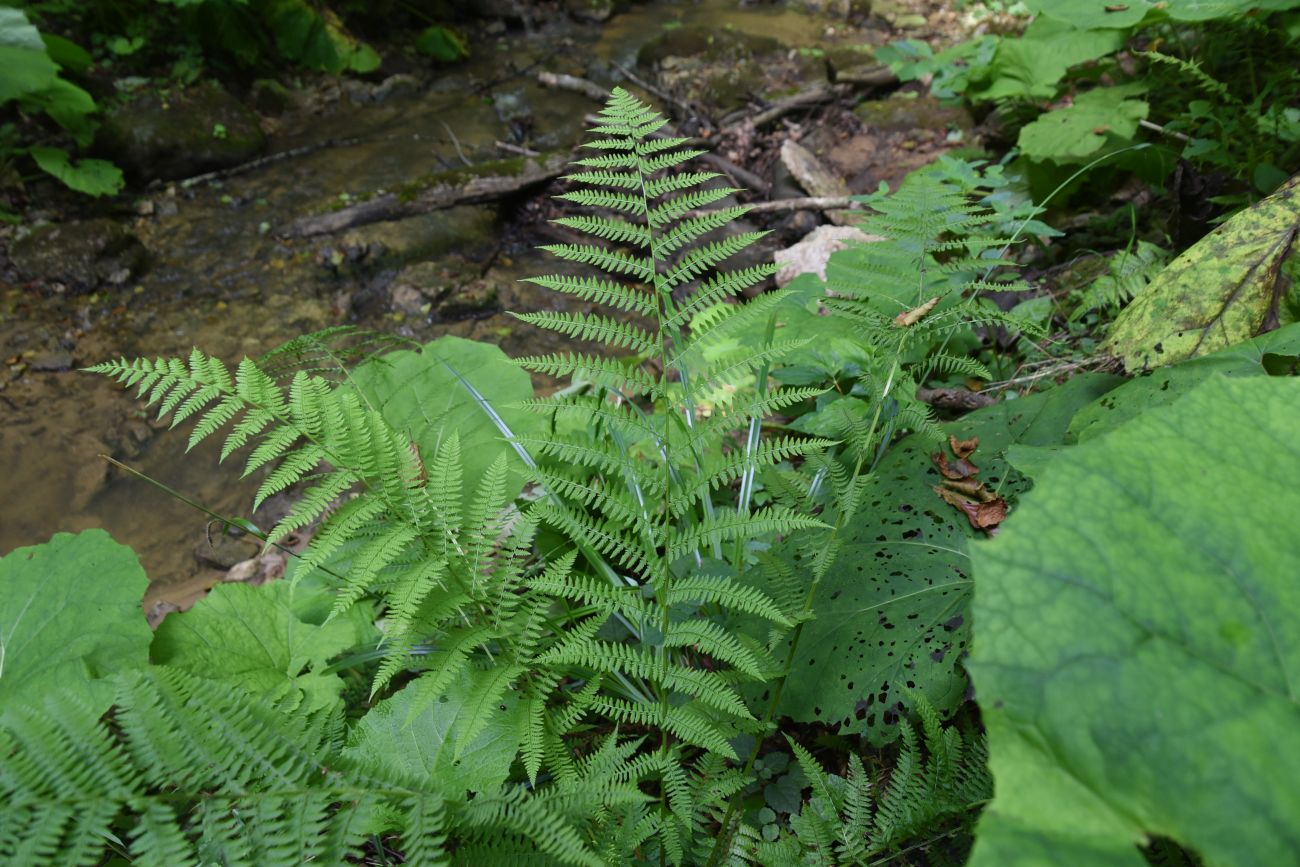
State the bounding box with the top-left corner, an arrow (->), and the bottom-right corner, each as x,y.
0,0 -> 962,615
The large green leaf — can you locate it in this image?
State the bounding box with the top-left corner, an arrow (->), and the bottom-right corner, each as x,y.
351,335 -> 543,500
1071,320 -> 1300,441
970,17 -> 1123,101
262,0 -> 380,73
30,147 -> 123,197
968,375 -> 1300,866
1017,85 -> 1148,164
1104,174 -> 1300,370
0,7 -> 59,104
0,530 -> 150,715
151,580 -> 365,712
1026,0 -> 1300,28
345,670 -> 522,798
775,373 -> 1122,743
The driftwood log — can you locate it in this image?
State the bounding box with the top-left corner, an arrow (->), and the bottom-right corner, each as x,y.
281,151 -> 569,238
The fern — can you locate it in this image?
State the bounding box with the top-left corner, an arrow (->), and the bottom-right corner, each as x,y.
0,668 -> 617,867
821,169 -> 1042,463
731,700 -> 991,866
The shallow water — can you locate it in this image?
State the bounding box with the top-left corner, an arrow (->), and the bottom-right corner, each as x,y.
0,0 -> 878,609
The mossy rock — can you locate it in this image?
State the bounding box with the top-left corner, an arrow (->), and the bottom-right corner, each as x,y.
637,24 -> 784,68
853,92 -> 973,134
95,82 -> 266,182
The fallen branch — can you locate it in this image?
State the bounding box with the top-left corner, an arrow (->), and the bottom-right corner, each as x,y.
743,196 -> 860,215
280,151 -> 569,238
722,84 -> 845,134
832,64 -> 898,87
173,136 -> 366,189
537,70 -> 609,102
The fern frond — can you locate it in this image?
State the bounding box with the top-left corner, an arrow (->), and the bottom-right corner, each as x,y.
512,311 -> 657,355
520,274 -> 658,317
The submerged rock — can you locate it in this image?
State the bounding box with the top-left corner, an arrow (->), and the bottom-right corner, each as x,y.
388,259 -> 503,320
11,219 -> 148,293
95,82 -> 266,182
638,24 -> 786,116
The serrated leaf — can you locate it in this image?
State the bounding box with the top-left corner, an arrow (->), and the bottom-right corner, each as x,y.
346,669 -> 523,798
1104,174 -> 1300,370
1017,86 -> 1148,164
969,375 -> 1300,866
151,580 -> 359,713
0,530 -> 150,715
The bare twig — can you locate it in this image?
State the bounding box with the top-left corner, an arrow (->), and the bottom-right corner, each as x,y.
440,120 -> 472,167
832,64 -> 898,87
495,140 -> 541,157
537,70 -> 609,102
722,84 -> 844,134
281,151 -> 569,238
1138,118 -> 1192,143
172,136 -> 366,189
742,195 -> 860,215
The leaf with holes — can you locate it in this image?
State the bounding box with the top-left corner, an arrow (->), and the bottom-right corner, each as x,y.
1104,173 -> 1300,370
771,373 -> 1122,744
969,375 -> 1300,866
0,530 -> 150,715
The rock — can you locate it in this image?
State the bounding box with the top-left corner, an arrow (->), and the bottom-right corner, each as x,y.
638,24 -> 786,116
70,457 -> 109,512
26,350 -> 74,372
853,92 -> 974,136
774,225 -> 884,287
439,278 -> 500,319
250,78 -> 298,115
780,139 -> 855,225
388,260 -> 502,319
391,283 -> 430,316
565,0 -> 615,22
95,82 -> 266,182
10,219 -> 148,293
194,534 -> 258,570
222,551 -> 286,585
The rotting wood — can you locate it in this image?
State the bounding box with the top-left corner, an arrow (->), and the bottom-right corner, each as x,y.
280,151 -> 569,238
832,64 -> 898,87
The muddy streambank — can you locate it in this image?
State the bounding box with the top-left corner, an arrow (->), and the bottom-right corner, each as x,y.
0,0 -> 984,616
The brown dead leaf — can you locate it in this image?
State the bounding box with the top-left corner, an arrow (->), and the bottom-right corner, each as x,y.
932,451 -> 979,480
949,434 -> 979,459
893,296 -> 940,327
941,477 -> 994,500
964,497 -> 1007,529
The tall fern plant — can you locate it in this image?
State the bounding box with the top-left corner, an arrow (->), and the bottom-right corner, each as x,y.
507,88 -> 837,858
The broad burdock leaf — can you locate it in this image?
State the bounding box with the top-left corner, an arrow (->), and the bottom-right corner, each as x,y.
0,530 -> 150,714
969,375 -> 1300,867
350,335 -> 543,501
772,374 -> 1121,743
1017,85 -> 1149,164
1104,173 -> 1300,370
345,670 -> 523,798
151,580 -> 364,713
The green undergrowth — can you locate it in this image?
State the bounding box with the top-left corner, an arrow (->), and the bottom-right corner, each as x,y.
2,88 -> 1297,865
877,0 -> 1300,209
